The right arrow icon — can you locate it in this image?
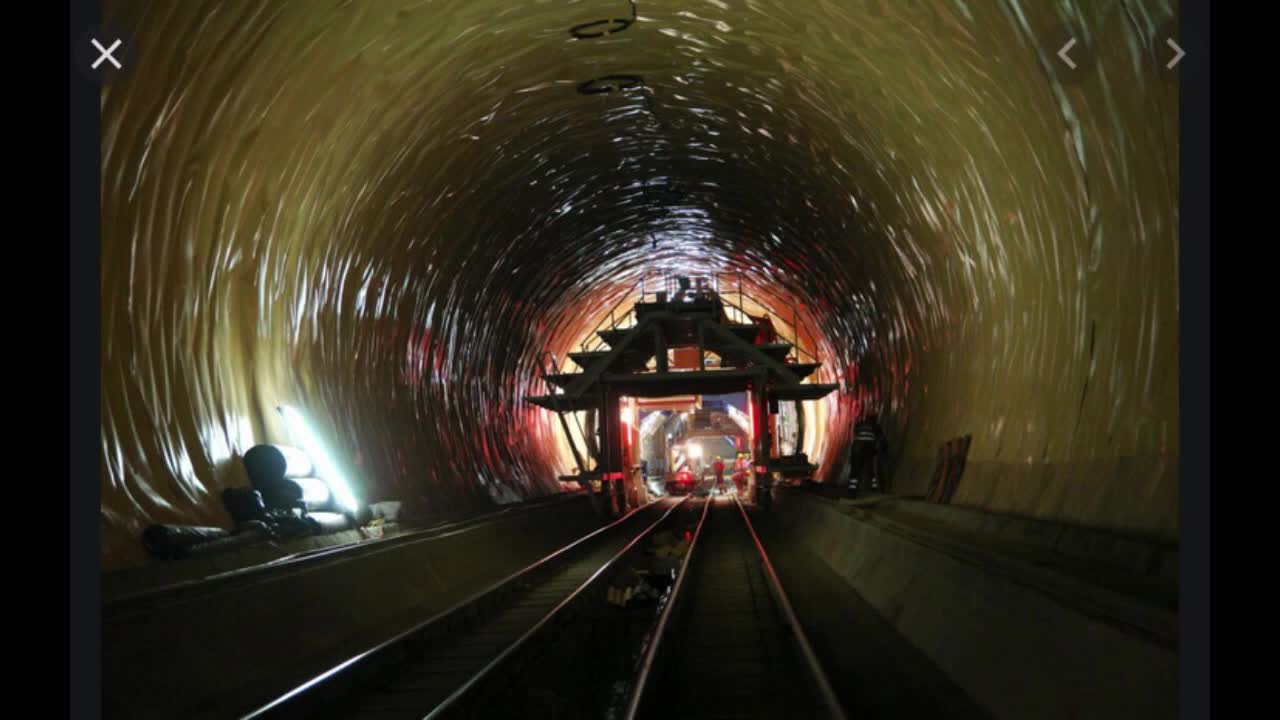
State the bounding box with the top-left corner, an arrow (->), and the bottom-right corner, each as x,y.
1166,38 -> 1185,69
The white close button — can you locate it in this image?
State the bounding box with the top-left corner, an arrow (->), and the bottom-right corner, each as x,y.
91,38 -> 123,70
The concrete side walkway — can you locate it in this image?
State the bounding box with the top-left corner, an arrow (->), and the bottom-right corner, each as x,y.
772,490 -> 1177,720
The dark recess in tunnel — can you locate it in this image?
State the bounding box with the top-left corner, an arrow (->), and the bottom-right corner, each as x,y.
99,0 -> 1179,572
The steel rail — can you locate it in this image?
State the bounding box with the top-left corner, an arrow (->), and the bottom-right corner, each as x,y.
621,496 -> 713,720
733,495 -> 848,720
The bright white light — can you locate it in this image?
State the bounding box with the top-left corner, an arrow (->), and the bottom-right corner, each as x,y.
621,406 -> 635,427
688,443 -> 703,459
640,411 -> 665,436
279,406 -> 360,513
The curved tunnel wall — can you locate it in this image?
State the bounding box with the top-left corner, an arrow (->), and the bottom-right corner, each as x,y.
100,0 -> 1179,571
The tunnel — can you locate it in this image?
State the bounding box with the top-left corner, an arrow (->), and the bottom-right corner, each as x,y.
95,1 -> 1185,719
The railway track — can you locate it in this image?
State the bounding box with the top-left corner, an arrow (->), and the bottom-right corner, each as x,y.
240,497 -> 696,720
242,494 -> 844,720
623,496 -> 847,720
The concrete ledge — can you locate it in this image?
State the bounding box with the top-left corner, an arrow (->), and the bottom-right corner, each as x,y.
891,456 -> 1178,543
102,522 -> 407,603
774,492 -> 1177,720
868,497 -> 1178,586
102,496 -> 602,720
102,493 -> 583,602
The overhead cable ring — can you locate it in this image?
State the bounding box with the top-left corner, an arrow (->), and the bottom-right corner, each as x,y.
570,18 -> 634,38
570,1 -> 638,39
577,74 -> 646,95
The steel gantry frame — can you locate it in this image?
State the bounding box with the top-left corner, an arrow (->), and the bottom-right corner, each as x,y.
532,275 -> 837,512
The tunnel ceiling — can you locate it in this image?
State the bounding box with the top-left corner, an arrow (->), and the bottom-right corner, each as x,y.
100,0 -> 1179,571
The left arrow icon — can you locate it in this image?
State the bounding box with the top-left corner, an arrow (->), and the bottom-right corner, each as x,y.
1058,38 -> 1078,69
1166,39 -> 1185,69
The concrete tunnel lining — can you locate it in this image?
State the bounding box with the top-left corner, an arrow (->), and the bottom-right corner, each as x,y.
99,0 -> 1179,572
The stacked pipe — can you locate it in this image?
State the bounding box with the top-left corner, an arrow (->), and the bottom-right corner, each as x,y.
241,444 -> 353,534
141,444 -> 357,560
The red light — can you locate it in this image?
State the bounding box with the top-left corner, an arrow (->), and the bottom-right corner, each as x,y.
684,531 -> 691,542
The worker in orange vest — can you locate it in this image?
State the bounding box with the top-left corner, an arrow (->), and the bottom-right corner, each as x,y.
731,454 -> 749,495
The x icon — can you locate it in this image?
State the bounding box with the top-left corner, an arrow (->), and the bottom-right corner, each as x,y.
91,38 -> 122,69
